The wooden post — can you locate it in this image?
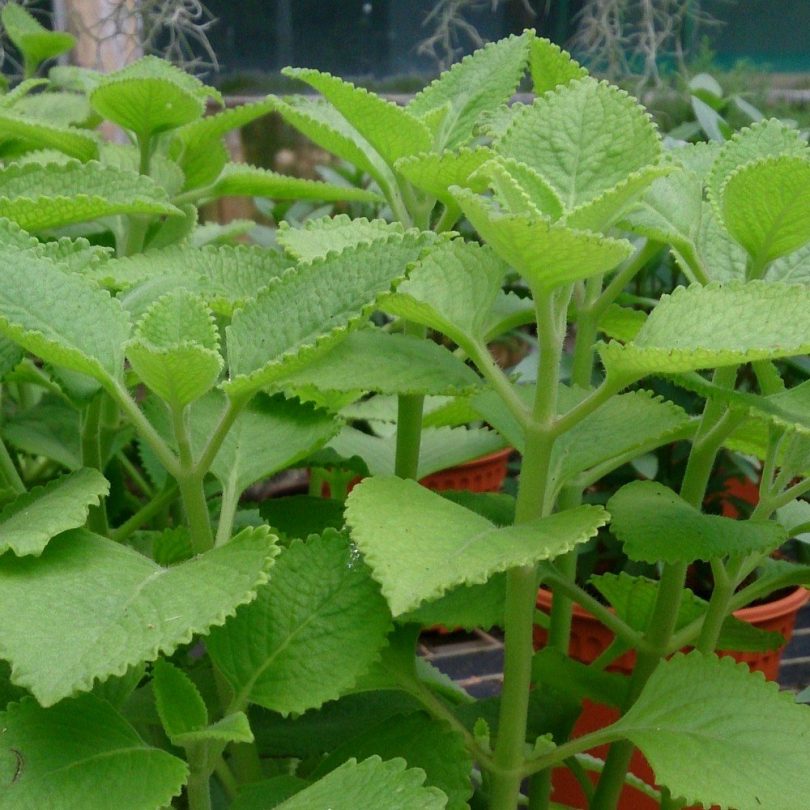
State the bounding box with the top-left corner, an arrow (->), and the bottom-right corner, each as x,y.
60,0 -> 141,71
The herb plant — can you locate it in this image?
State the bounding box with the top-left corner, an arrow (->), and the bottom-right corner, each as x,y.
0,13 -> 809,810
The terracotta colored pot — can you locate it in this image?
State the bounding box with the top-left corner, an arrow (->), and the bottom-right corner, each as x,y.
534,585 -> 809,809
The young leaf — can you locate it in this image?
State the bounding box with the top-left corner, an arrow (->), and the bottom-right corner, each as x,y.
493,77 -> 661,210
0,694 -> 187,810
608,481 -> 786,563
277,215 -> 405,262
89,55 -> 218,138
208,531 -> 391,715
0,109 -> 98,161
0,245 -> 131,383
0,467 -> 109,557
452,187 -> 633,293
1,3 -> 75,74
614,652 -> 810,810
408,32 -> 533,150
0,527 -> 277,706
224,232 -> 433,397
529,37 -> 588,95
275,756 -> 447,810
283,68 -> 432,165
721,156 -> 810,268
600,281 -> 810,381
126,291 -> 222,407
279,329 -> 481,397
152,659 -> 208,738
345,476 -> 607,615
470,156 -> 565,219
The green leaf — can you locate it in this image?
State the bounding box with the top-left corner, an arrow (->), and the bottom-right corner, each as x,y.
310,712 -> 472,810
529,37 -> 588,95
276,756 -> 447,810
721,156 -> 810,267
8,90 -> 95,129
451,187 -> 632,293
203,163 -> 382,204
259,496 -> 345,541
592,572 -> 784,653
768,242 -> 810,284
532,648 -> 629,708
614,652 -> 810,810
493,77 -> 661,210
0,245 -> 130,383
171,711 -> 253,747
0,335 -> 22,379
231,777 -> 309,810
0,694 -> 187,810
408,32 -> 532,150
597,304 -> 647,342
280,329 -> 481,396
2,397 -> 80,469
0,159 -> 181,231
152,659 -> 208,738
0,468 -> 109,557
127,291 -> 222,407
394,147 -> 496,207
277,215 -> 404,262
89,55 -> 217,138
224,232 -> 432,397
470,156 -> 565,219
0,109 -> 97,161
0,526 -> 277,706
600,281 -> 810,381
706,118 -> 808,210
1,3 -> 75,72
208,531 -> 391,714
283,68 -> 431,165
608,481 -> 786,563
345,477 -> 607,615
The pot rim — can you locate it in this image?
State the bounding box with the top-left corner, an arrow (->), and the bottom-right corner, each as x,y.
423,446 -> 512,473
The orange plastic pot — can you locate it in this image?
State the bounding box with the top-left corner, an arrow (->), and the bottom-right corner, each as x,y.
533,585 -> 809,809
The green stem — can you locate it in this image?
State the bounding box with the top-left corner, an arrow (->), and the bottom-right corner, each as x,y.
81,395 -> 109,536
0,436 -> 25,495
394,322 -> 427,480
110,484 -> 179,543
194,396 -> 246,478
215,479 -> 240,547
116,450 -> 154,498
434,203 -> 460,234
214,757 -> 239,799
467,339 -> 531,429
591,241 -> 661,323
185,747 -> 213,810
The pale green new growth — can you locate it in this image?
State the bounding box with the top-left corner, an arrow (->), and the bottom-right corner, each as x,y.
529,37 -> 588,95
1,3 -> 75,75
277,215 -> 405,262
0,468 -> 109,557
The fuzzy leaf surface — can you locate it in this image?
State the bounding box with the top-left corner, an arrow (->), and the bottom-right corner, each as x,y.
600,282 -> 810,380
225,232 -> 431,396
408,32 -> 532,150
0,109 -> 97,161
608,481 -> 785,563
452,187 -> 632,292
276,756 -> 447,810
0,527 -> 277,706
0,694 -> 187,810
276,215 -> 404,262
0,246 -> 130,382
529,37 -> 588,95
0,468 -> 109,557
152,659 -> 208,738
1,3 -> 75,70
721,156 -> 810,267
345,477 -> 607,615
280,329 -> 480,396
394,147 -> 495,206
284,68 -> 431,164
615,652 -> 810,810
494,77 -> 661,209
208,531 -> 391,714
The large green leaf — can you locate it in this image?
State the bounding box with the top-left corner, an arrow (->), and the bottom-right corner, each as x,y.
452,187 -> 632,293
276,756 -> 447,810
2,397 -> 80,469
89,55 -> 218,138
345,476 -> 607,615
382,238 -> 509,352
721,156 -> 810,268
280,329 -> 481,396
0,694 -> 187,810
600,281 -> 810,381
614,652 -> 810,810
310,712 -> 472,810
224,232 -> 432,397
0,245 -> 130,383
529,37 -> 588,95
203,163 -> 382,204
408,32 -> 532,150
0,527 -> 276,706
1,3 -> 75,72
608,481 -> 786,563
493,77 -> 661,210
283,68 -> 431,165
0,109 -> 97,161
208,531 -> 391,714
127,291 -> 222,407
0,468 -> 109,557
0,159 -> 181,231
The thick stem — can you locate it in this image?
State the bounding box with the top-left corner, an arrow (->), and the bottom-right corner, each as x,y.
185,748 -> 213,810
215,478 -> 240,547
81,395 -> 109,536
394,322 -> 427,480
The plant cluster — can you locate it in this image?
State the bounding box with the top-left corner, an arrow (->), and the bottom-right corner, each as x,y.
0,9 -> 808,810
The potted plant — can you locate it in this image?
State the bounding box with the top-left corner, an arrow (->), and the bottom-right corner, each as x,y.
0,12 -> 809,810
